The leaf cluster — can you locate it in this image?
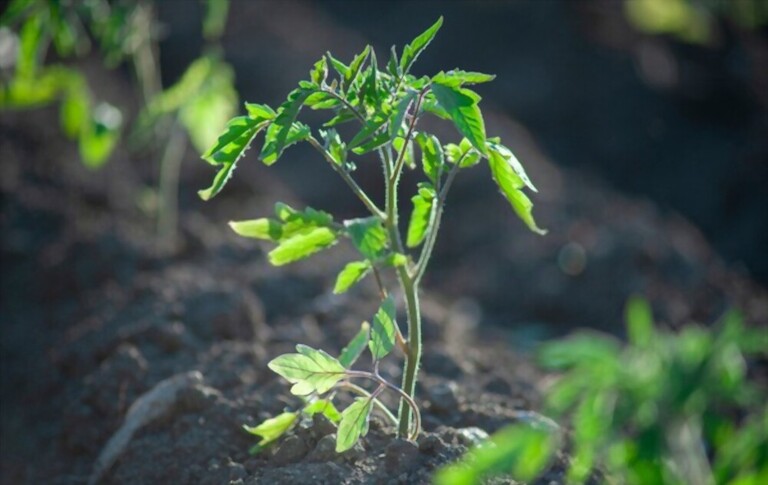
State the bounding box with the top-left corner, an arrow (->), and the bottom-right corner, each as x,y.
255,296 -> 401,453
536,299 -> 767,485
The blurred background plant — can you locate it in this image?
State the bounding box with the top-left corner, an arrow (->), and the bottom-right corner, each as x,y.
0,0 -> 237,250
435,298 -> 768,485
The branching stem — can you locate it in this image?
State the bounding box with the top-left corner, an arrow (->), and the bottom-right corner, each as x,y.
307,136 -> 384,218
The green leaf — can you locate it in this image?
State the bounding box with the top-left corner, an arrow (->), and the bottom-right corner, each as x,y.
268,344 -> 347,396
60,85 -> 89,138
18,15 -> 44,78
203,0 -> 230,39
260,121 -> 311,166
626,296 -> 654,348
400,16 -> 443,74
326,52 -> 349,79
303,399 -> 342,423
229,219 -> 282,241
336,397 -> 373,452
345,45 -> 371,89
334,261 -> 372,294
431,82 -> 487,155
179,60 -> 238,154
198,116 -> 268,200
259,87 -> 313,164
319,128 -> 346,166
434,424 -> 559,485
487,148 -> 546,235
389,91 -> 416,139
486,141 -> 537,192
345,217 -> 388,260
268,227 -> 337,266
406,187 -> 434,248
432,70 -> 496,87
369,296 -> 397,360
386,45 -> 400,78
245,102 -> 277,120
339,321 -> 371,368
310,56 -> 328,86
351,131 -> 390,156
79,103 -> 122,169
416,133 -> 444,184
349,110 -> 389,149
243,412 -> 298,447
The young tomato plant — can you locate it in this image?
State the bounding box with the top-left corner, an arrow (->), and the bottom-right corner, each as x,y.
200,17 -> 545,452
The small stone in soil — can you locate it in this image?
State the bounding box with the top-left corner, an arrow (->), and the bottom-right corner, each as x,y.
417,433 -> 446,454
271,435 -> 309,465
384,439 -> 421,471
427,381 -> 460,414
306,434 -> 336,463
228,462 -> 247,481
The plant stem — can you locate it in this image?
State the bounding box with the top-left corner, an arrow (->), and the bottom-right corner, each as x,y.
396,273 -> 422,438
307,136 -> 384,218
345,370 -> 421,441
157,123 -> 186,251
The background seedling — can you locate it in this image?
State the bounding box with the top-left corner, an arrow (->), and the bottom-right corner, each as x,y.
200,17 -> 545,452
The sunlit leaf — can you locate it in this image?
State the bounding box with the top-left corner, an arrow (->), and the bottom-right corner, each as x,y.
259,87 -> 313,164
487,146 -> 545,235
243,412 -> 298,447
400,16 -> 443,75
431,82 -> 487,155
432,70 -> 496,87
268,344 -> 346,396
334,260 -> 372,294
198,116 -> 268,200
268,227 -> 337,266
407,187 -> 434,248
336,397 -> 373,452
339,321 -> 371,368
369,296 -> 397,360
345,217 -> 388,260
303,399 -> 342,423
229,219 -> 282,241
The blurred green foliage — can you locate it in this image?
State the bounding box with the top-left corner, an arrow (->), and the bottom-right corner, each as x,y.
625,0 -> 768,44
0,0 -> 128,168
539,297 -> 768,484
435,298 -> 767,484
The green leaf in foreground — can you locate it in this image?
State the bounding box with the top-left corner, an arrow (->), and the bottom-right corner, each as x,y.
243,411 -> 298,448
268,227 -> 337,266
434,424 -> 559,485
336,397 -> 373,452
334,261 -> 372,294
369,296 -> 397,360
400,16 -> 443,74
407,186 -> 435,248
198,116 -> 268,200
487,147 -> 545,235
416,133 -> 444,184
268,344 -> 346,396
431,82 -> 487,155
339,322 -> 371,368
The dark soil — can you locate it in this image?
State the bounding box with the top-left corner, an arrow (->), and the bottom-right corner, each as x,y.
2,4 -> 767,484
